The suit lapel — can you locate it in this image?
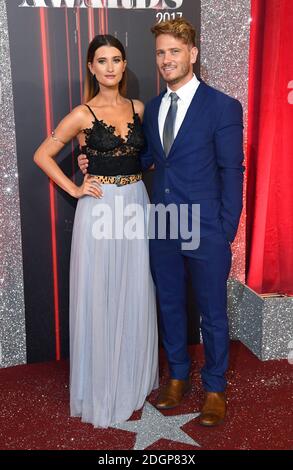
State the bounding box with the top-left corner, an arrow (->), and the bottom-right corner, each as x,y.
168,81 -> 209,158
147,82 -> 209,159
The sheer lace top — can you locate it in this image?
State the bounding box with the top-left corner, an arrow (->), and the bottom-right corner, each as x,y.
81,100 -> 144,176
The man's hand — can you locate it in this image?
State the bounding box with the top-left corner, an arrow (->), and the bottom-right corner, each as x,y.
78,153 -> 89,175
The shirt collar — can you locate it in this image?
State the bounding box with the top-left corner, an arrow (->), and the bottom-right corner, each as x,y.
165,74 -> 200,103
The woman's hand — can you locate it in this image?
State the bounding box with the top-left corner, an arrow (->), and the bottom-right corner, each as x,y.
74,174 -> 103,199
78,153 -> 89,175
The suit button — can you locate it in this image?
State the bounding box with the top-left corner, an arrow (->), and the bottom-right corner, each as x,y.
166,163 -> 170,168
165,188 -> 170,194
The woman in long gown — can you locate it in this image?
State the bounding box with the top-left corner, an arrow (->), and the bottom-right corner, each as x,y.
33,35 -> 158,428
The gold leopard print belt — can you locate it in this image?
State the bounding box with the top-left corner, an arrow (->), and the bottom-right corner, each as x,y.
89,173 -> 142,187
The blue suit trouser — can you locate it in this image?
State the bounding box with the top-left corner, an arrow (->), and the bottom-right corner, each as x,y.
150,231 -> 232,392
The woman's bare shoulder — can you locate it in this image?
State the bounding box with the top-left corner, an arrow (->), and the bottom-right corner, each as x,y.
67,104 -> 94,131
71,104 -> 89,119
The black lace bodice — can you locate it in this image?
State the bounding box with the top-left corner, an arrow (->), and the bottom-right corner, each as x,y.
81,102 -> 144,176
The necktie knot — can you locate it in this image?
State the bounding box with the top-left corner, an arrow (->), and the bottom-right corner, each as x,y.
170,92 -> 179,104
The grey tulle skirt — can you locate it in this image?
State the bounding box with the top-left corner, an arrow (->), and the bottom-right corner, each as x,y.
69,181 -> 159,428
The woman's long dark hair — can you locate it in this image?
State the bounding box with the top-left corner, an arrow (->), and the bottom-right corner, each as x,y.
84,34 -> 127,102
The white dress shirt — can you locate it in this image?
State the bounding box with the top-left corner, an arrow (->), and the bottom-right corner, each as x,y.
158,74 -> 200,146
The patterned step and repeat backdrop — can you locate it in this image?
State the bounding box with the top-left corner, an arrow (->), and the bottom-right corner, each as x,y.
0,0 -> 250,367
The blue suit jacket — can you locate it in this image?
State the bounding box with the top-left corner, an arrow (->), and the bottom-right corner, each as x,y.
140,81 -> 245,242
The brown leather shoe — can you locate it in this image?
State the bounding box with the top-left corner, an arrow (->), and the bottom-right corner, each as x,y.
199,392 -> 226,426
156,379 -> 191,410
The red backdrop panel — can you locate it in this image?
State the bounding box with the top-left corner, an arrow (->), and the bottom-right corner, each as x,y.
246,0 -> 293,295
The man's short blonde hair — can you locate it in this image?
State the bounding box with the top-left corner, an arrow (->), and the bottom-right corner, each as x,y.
151,18 -> 196,47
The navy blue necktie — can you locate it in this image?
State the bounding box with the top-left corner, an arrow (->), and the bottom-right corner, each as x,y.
163,92 -> 179,156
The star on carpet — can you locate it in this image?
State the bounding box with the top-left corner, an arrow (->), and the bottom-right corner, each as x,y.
112,401 -> 200,450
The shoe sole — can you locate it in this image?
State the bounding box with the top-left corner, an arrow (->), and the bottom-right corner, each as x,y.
199,417 -> 225,427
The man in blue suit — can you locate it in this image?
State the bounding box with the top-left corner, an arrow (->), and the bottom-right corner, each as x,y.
140,18 -> 244,426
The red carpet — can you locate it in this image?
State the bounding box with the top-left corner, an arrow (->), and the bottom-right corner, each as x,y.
0,342 -> 292,450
